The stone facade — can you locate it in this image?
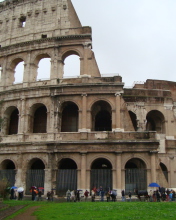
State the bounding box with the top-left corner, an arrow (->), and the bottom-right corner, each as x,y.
0,0 -> 175,196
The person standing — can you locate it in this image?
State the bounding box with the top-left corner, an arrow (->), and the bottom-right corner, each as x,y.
66,189 -> 71,202
84,190 -> 89,201
128,191 -> 132,202
121,190 -> 125,202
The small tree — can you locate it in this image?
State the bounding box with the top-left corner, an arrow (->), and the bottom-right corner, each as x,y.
0,179 -> 10,199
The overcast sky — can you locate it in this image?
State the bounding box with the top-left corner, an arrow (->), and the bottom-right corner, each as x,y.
1,0 -> 176,86
72,0 -> 176,86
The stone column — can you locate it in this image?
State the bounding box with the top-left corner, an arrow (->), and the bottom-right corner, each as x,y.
115,152 -> 122,195
79,93 -> 87,132
169,155 -> 175,188
150,151 -> 157,183
18,98 -> 26,134
58,59 -> 64,78
44,169 -> 52,195
80,152 -> 87,191
113,93 -> 121,131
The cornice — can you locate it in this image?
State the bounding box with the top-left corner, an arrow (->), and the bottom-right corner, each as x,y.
0,35 -> 92,53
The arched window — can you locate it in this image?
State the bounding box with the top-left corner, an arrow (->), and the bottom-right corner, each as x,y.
91,101 -> 112,131
37,58 -> 51,81
57,158 -> 77,195
125,158 -> 147,193
91,158 -> 112,192
9,108 -> 19,135
0,160 -> 16,186
63,55 -> 80,78
129,111 -> 137,131
26,158 -> 45,194
13,59 -> 24,84
146,110 -> 165,133
33,105 -> 47,133
61,102 -> 79,132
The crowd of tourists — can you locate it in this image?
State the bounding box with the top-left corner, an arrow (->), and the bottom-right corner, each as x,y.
65,186 -> 176,202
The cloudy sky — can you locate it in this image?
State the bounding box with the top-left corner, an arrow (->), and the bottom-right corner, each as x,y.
72,0 -> 176,86
1,0 -> 176,86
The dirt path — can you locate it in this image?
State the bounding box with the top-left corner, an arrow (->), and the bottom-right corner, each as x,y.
9,206 -> 40,220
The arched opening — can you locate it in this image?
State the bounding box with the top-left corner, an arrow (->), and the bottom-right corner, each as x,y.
26,159 -> 45,195
129,111 -> 137,131
61,102 -> 79,132
146,110 -> 165,133
160,162 -> 168,182
0,160 -> 16,186
8,108 -> 19,135
14,61 -> 24,84
37,58 -> 51,81
63,54 -> 80,78
56,158 -> 77,196
91,158 -> 112,192
91,101 -> 112,131
33,105 -> 47,133
125,158 -> 147,193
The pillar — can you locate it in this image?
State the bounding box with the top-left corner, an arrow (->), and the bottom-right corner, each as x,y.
150,151 -> 157,183
44,169 -> 52,195
80,152 -> 87,191
115,152 -> 122,195
79,93 -> 87,132
113,93 -> 122,131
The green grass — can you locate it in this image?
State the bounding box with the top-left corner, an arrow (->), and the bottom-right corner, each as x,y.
3,201 -> 176,220
34,202 -> 176,220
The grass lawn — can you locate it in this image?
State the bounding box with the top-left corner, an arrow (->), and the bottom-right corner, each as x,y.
3,201 -> 176,220
34,202 -> 176,220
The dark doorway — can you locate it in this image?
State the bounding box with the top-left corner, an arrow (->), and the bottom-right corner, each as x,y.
91,158 -> 112,192
8,109 -> 19,135
26,159 -> 45,194
92,101 -> 112,131
0,160 -> 16,186
95,110 -> 111,131
125,158 -> 147,193
61,103 -> 78,132
56,159 -> 77,196
129,111 -> 137,131
33,106 -> 47,133
146,110 -> 165,133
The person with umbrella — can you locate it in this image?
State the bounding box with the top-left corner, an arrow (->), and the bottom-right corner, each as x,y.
17,187 -> 24,200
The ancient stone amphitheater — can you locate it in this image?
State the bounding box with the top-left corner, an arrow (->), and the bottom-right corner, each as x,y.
0,0 -> 175,196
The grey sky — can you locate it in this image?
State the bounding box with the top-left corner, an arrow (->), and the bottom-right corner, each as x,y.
1,0 -> 176,86
72,0 -> 176,86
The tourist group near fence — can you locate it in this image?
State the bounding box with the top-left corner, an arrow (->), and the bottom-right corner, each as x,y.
9,186 -> 175,202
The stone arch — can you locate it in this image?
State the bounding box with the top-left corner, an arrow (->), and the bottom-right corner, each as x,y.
9,57 -> 25,84
56,158 -> 78,195
91,100 -> 112,131
61,49 -> 83,61
29,103 -> 48,133
0,159 -> 16,186
61,101 -> 79,132
88,155 -> 114,170
90,157 -> 113,192
26,158 -> 45,194
3,106 -> 19,135
33,53 -> 51,81
125,158 -> 147,192
61,49 -> 82,78
146,110 -> 165,133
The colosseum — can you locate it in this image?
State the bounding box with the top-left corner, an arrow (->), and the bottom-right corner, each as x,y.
0,0 -> 175,196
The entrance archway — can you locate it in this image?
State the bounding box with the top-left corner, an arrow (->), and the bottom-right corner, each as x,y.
160,162 -> 168,182
0,160 -> 16,186
56,159 -> 77,196
90,158 -> 112,192
26,159 -> 45,194
125,158 -> 147,193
